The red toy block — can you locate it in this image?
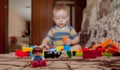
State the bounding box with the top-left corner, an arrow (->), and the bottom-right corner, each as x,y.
15,50 -> 30,57
96,50 -> 102,57
83,50 -> 92,59
91,50 -> 97,58
82,49 -> 102,59
96,48 -> 104,52
82,47 -> 90,51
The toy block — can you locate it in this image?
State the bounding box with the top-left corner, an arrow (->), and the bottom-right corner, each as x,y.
56,46 -> 64,51
101,39 -> 112,49
22,47 -> 32,52
82,47 -> 90,51
42,50 -> 44,57
92,44 -> 102,50
75,52 -> 82,56
75,50 -> 81,53
64,45 -> 70,51
15,50 -> 30,57
62,36 -> 68,43
96,48 -> 103,57
102,52 -> 112,56
83,50 -> 92,59
82,49 -> 102,59
90,50 -> 97,58
82,48 -> 91,59
29,45 -> 34,58
67,51 -> 72,58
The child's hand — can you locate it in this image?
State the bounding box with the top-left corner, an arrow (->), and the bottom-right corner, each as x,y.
40,42 -> 49,49
40,37 -> 50,49
64,38 -> 71,45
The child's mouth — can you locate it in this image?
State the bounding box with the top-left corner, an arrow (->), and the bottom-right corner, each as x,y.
60,23 -> 63,25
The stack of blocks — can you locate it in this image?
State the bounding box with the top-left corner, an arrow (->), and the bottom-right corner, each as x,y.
82,48 -> 103,59
64,45 -> 71,58
15,50 -> 30,57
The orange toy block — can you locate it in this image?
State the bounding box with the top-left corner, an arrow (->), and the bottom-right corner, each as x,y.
101,39 -> 112,49
92,39 -> 119,51
62,36 -> 68,43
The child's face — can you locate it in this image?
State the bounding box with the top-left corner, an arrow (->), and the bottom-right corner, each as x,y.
53,10 -> 69,28
33,52 -> 41,56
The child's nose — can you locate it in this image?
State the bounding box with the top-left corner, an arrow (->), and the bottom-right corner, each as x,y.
59,18 -> 63,22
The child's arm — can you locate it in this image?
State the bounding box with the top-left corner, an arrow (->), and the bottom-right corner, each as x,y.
40,37 -> 50,49
70,35 -> 80,45
40,29 -> 53,49
69,28 -> 80,45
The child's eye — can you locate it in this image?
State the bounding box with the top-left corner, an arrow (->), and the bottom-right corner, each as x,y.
62,16 -> 67,19
55,17 -> 60,19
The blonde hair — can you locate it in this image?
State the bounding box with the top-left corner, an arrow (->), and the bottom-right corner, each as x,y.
53,4 -> 69,16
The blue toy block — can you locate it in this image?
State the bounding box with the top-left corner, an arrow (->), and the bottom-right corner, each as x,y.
64,45 -> 70,51
30,45 -> 34,58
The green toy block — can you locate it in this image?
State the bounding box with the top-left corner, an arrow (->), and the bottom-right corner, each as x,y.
75,52 -> 82,56
102,52 -> 112,56
67,51 -> 72,58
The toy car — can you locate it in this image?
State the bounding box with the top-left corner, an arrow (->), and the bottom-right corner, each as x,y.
44,48 -> 62,58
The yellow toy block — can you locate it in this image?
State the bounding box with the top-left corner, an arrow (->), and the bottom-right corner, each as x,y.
75,50 -> 80,53
42,50 -> 44,57
56,46 -> 64,51
22,47 -> 32,52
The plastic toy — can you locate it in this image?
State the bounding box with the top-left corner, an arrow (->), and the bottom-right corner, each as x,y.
44,48 -> 62,58
92,39 -> 119,55
64,45 -> 70,51
30,45 -> 34,58
102,52 -> 112,56
31,47 -> 46,67
15,50 -> 30,57
44,36 -> 71,58
72,50 -> 82,56
82,47 -> 104,59
56,46 -> 64,51
67,51 -> 72,58
62,36 -> 68,43
22,47 -> 32,52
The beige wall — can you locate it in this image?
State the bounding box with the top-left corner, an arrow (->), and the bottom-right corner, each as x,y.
8,8 -> 26,37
